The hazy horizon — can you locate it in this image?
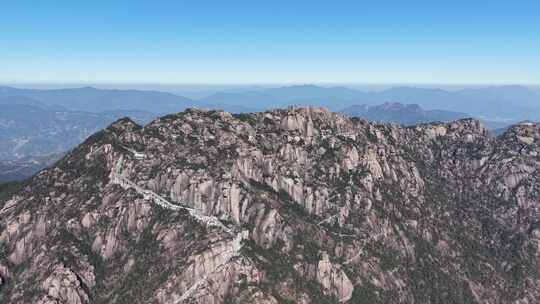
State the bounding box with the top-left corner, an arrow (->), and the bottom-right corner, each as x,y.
2,82 -> 539,94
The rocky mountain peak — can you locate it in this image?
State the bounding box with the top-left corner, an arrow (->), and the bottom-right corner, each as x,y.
447,118 -> 488,136
108,117 -> 141,133
1,108 -> 539,303
379,101 -> 419,111
499,122 -> 540,153
503,121 -> 540,140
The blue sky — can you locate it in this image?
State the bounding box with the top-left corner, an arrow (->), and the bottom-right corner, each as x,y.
1,1 -> 539,84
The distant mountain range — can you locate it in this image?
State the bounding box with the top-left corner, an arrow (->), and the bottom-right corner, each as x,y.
0,84 -> 537,181
199,84 -> 540,122
0,86 -> 192,114
340,102 -> 470,126
2,84 -> 539,121
0,86 -> 253,114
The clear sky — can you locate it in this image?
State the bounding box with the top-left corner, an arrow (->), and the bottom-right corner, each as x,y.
1,1 -> 539,84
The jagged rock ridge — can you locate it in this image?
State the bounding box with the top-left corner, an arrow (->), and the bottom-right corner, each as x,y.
1,107 -> 539,303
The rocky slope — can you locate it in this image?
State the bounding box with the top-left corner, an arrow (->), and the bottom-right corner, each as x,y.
0,107 -> 539,303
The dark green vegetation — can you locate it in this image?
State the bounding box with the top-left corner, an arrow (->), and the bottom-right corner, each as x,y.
0,181 -> 23,208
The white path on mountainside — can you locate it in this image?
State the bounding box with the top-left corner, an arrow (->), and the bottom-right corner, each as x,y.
111,154 -> 232,234
111,151 -> 248,303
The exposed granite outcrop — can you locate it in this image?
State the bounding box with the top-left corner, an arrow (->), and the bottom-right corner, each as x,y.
0,107 -> 539,303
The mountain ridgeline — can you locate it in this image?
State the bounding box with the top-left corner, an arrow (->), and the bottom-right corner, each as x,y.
1,86 -> 504,182
1,107 -> 539,303
2,84 -> 540,120
339,102 -> 469,126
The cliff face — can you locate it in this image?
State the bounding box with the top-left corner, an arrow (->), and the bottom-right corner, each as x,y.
1,107 -> 539,304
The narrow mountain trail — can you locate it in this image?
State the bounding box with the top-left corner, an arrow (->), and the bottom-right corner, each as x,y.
111,154 -> 232,234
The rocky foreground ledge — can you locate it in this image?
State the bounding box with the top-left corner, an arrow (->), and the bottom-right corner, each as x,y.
1,106 -> 539,303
